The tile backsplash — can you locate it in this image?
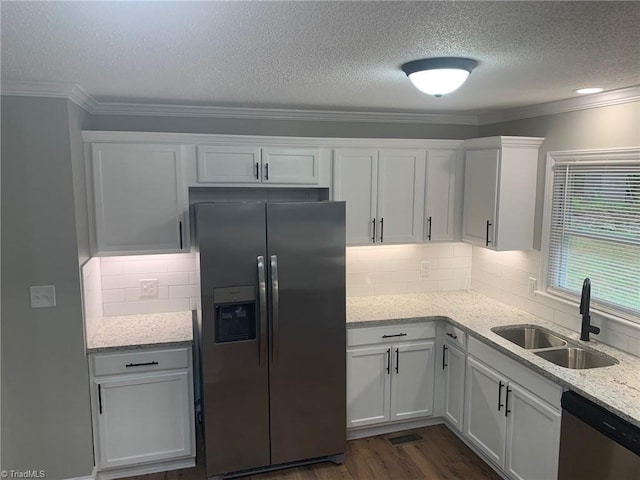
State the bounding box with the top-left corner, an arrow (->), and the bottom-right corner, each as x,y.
471,246 -> 640,356
346,243 -> 472,297
100,253 -> 199,316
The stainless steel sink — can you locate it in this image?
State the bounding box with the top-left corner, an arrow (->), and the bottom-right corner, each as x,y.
492,325 -> 568,349
534,347 -> 618,369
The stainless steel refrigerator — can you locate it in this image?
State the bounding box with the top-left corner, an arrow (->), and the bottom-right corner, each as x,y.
193,201 -> 346,478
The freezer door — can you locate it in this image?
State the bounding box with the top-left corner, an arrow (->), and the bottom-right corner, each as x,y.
266,202 -> 347,464
195,202 -> 270,476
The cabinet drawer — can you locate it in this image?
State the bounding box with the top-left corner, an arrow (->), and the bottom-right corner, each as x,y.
92,347 -> 190,377
443,323 -> 466,350
348,322 -> 435,347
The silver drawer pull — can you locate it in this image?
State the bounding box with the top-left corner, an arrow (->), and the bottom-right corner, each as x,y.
382,333 -> 407,338
125,361 -> 159,368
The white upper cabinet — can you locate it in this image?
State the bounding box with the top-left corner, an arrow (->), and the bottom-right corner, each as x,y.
425,149 -> 459,242
197,145 -> 261,183
333,149 -> 378,245
89,143 -> 189,255
261,147 -> 320,184
334,148 -> 425,245
196,145 -> 325,186
462,136 -> 543,250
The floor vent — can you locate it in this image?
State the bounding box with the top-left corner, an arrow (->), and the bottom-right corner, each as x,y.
387,432 -> 423,446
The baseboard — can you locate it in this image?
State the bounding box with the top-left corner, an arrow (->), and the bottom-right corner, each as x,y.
94,457 -> 195,480
63,466 -> 97,480
347,416 -> 444,440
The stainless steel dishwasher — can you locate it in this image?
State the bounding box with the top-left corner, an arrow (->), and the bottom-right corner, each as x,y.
558,391 -> 640,480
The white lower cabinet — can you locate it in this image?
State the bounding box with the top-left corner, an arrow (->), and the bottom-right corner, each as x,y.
90,347 -> 195,478
346,323 -> 436,430
442,340 -> 466,431
465,338 -> 562,480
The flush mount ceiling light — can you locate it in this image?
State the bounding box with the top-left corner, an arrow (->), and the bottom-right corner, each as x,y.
401,57 -> 478,97
575,87 -> 604,95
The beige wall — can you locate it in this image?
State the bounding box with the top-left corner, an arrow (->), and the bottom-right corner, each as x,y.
1,97 -> 94,478
89,113 -> 479,139
479,101 -> 640,249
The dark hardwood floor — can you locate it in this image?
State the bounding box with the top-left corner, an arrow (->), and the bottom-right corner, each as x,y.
123,424 -> 500,480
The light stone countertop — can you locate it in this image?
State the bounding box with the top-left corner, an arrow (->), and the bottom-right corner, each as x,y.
347,291 -> 640,428
87,311 -> 193,353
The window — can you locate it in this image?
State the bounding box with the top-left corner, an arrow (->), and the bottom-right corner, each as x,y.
543,148 -> 640,320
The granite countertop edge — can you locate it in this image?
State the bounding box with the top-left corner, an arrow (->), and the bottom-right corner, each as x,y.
87,339 -> 193,354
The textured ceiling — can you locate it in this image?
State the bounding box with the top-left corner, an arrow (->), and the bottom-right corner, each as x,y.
1,1 -> 639,114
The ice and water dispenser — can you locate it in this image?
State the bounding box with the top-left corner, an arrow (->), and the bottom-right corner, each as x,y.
213,286 -> 257,343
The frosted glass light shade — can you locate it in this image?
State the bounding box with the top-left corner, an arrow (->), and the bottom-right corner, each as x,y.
401,57 -> 478,97
408,69 -> 471,96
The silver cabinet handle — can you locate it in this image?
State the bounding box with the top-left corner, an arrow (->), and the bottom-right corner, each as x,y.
257,256 -> 267,366
270,255 -> 280,363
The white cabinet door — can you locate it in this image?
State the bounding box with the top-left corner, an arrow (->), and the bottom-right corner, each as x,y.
346,345 -> 391,428
462,137 -> 542,250
377,149 -> 425,244
91,143 -> 188,254
505,384 -> 561,480
262,147 -> 320,184
443,342 -> 465,432
390,341 -> 435,422
425,149 -> 456,242
333,149 -> 378,245
197,145 -> 261,183
96,371 -> 193,469
465,357 -> 507,467
462,148 -> 498,247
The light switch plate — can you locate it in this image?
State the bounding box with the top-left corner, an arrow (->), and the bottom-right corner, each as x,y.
140,279 -> 159,298
30,285 -> 57,308
420,261 -> 431,279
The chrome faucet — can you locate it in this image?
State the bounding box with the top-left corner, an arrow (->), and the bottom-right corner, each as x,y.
579,278 -> 600,341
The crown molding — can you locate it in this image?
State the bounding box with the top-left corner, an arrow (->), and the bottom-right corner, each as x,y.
2,80 -> 639,127
478,85 -> 640,125
89,101 -> 479,125
0,80 -> 97,110
463,135 -> 544,150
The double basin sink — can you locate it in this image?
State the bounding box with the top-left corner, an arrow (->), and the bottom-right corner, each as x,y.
491,325 -> 618,369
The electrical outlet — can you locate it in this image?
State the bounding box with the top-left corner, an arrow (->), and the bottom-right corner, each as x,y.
420,261 -> 431,279
30,285 -> 57,308
140,279 -> 159,298
528,277 -> 537,296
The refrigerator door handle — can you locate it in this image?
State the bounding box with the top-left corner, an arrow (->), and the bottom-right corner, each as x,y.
257,256 -> 268,366
270,254 -> 280,363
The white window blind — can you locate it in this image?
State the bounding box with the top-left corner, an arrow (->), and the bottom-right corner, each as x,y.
547,154 -> 640,318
